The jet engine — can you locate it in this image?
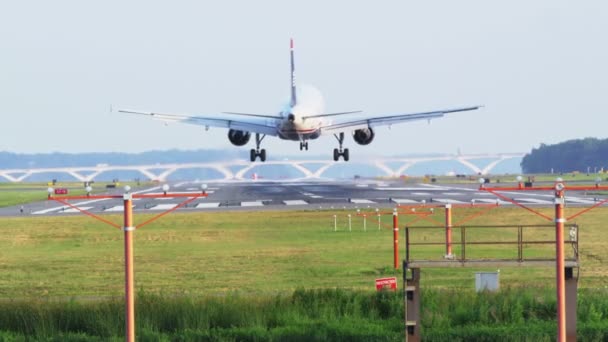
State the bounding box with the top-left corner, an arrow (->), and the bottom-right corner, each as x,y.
227,129 -> 251,146
353,127 -> 375,145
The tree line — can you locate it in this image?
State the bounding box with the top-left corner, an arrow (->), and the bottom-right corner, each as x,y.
521,137 -> 608,173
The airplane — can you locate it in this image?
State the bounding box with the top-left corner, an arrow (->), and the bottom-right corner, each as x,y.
119,39 -> 481,162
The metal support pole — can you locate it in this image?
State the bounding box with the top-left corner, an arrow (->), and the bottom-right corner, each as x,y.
555,186 -> 566,342
393,210 -> 399,269
445,204 -> 453,258
377,214 -> 381,230
363,214 -> 366,232
123,193 -> 136,342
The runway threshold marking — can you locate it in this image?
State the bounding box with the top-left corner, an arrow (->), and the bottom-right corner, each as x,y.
283,200 -> 308,205
149,204 -> 180,211
62,206 -> 94,213
566,197 -> 597,204
105,205 -> 136,212
473,198 -> 509,205
350,199 -> 376,204
196,202 -> 221,208
390,198 -> 418,204
514,198 -> 553,204
241,201 -> 264,207
432,198 -> 467,204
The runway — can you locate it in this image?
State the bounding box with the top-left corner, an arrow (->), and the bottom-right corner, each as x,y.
1,179 -> 605,217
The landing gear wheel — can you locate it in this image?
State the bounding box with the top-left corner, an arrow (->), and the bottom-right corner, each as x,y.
332,132 -> 350,161
260,149 -> 267,162
305,142 -> 309,150
250,133 -> 267,162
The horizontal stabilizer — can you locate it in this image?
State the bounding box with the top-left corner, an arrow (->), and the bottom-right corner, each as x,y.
303,111 -> 363,120
222,112 -> 283,119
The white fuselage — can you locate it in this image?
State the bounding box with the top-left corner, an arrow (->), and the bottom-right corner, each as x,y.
275,85 -> 329,141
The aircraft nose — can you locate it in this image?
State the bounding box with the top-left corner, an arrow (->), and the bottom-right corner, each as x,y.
288,113 -> 295,122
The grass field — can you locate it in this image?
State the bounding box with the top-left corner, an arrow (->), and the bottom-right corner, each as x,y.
1,206 -> 607,339
0,181 -> 153,208
0,206 -> 607,297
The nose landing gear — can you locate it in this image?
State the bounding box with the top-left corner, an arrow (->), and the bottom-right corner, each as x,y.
299,141 -> 309,151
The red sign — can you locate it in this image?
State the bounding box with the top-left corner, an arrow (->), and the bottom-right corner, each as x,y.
54,188 -> 68,195
375,277 -> 397,291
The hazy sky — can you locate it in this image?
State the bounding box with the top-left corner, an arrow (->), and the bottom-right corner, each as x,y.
1,1 -> 606,158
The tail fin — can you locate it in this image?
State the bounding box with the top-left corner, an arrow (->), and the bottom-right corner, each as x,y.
290,38 -> 297,107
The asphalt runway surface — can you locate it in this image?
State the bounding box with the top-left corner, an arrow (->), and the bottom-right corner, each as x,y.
1,179 -> 606,218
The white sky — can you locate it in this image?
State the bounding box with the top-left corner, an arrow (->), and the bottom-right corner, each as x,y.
1,1 -> 606,157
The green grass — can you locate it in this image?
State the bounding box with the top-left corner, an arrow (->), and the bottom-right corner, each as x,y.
0,288 -> 607,340
0,181 -> 153,208
1,207 -> 607,339
0,207 -> 607,298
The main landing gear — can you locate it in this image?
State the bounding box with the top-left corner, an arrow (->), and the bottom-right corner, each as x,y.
299,141 -> 309,151
250,133 -> 267,162
333,132 -> 349,161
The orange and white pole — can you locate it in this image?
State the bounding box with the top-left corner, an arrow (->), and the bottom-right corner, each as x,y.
445,204 -> 453,257
555,182 -> 566,342
393,209 -> 399,269
123,192 -> 136,342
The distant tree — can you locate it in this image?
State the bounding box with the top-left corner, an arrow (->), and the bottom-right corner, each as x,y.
521,138 -> 608,173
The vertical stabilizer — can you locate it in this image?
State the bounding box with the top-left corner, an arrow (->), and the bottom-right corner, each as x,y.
290,38 -> 297,107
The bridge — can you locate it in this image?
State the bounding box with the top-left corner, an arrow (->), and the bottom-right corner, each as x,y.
0,153 -> 523,182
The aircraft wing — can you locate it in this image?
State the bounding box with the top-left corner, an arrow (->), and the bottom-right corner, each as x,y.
319,106 -> 481,133
118,109 -> 279,136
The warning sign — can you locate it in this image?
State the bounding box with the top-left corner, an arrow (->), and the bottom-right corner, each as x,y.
375,277 -> 397,291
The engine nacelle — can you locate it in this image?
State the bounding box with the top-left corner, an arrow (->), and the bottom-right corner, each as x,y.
353,127 -> 375,145
227,129 -> 251,146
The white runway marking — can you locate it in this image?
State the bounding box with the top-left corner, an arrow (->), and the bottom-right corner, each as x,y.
433,198 -> 467,204
374,187 -> 447,191
514,198 -> 552,204
412,192 -> 430,196
473,198 -> 509,205
196,202 -> 221,208
391,198 -> 418,204
309,195 -> 323,198
241,201 -> 264,207
283,200 -> 308,205
355,184 -> 369,187
32,198 -> 109,215
149,204 -> 179,210
105,205 -> 136,212
442,192 -> 464,196
32,206 -> 68,215
63,206 -> 93,213
566,197 -> 596,204
350,199 -> 376,204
